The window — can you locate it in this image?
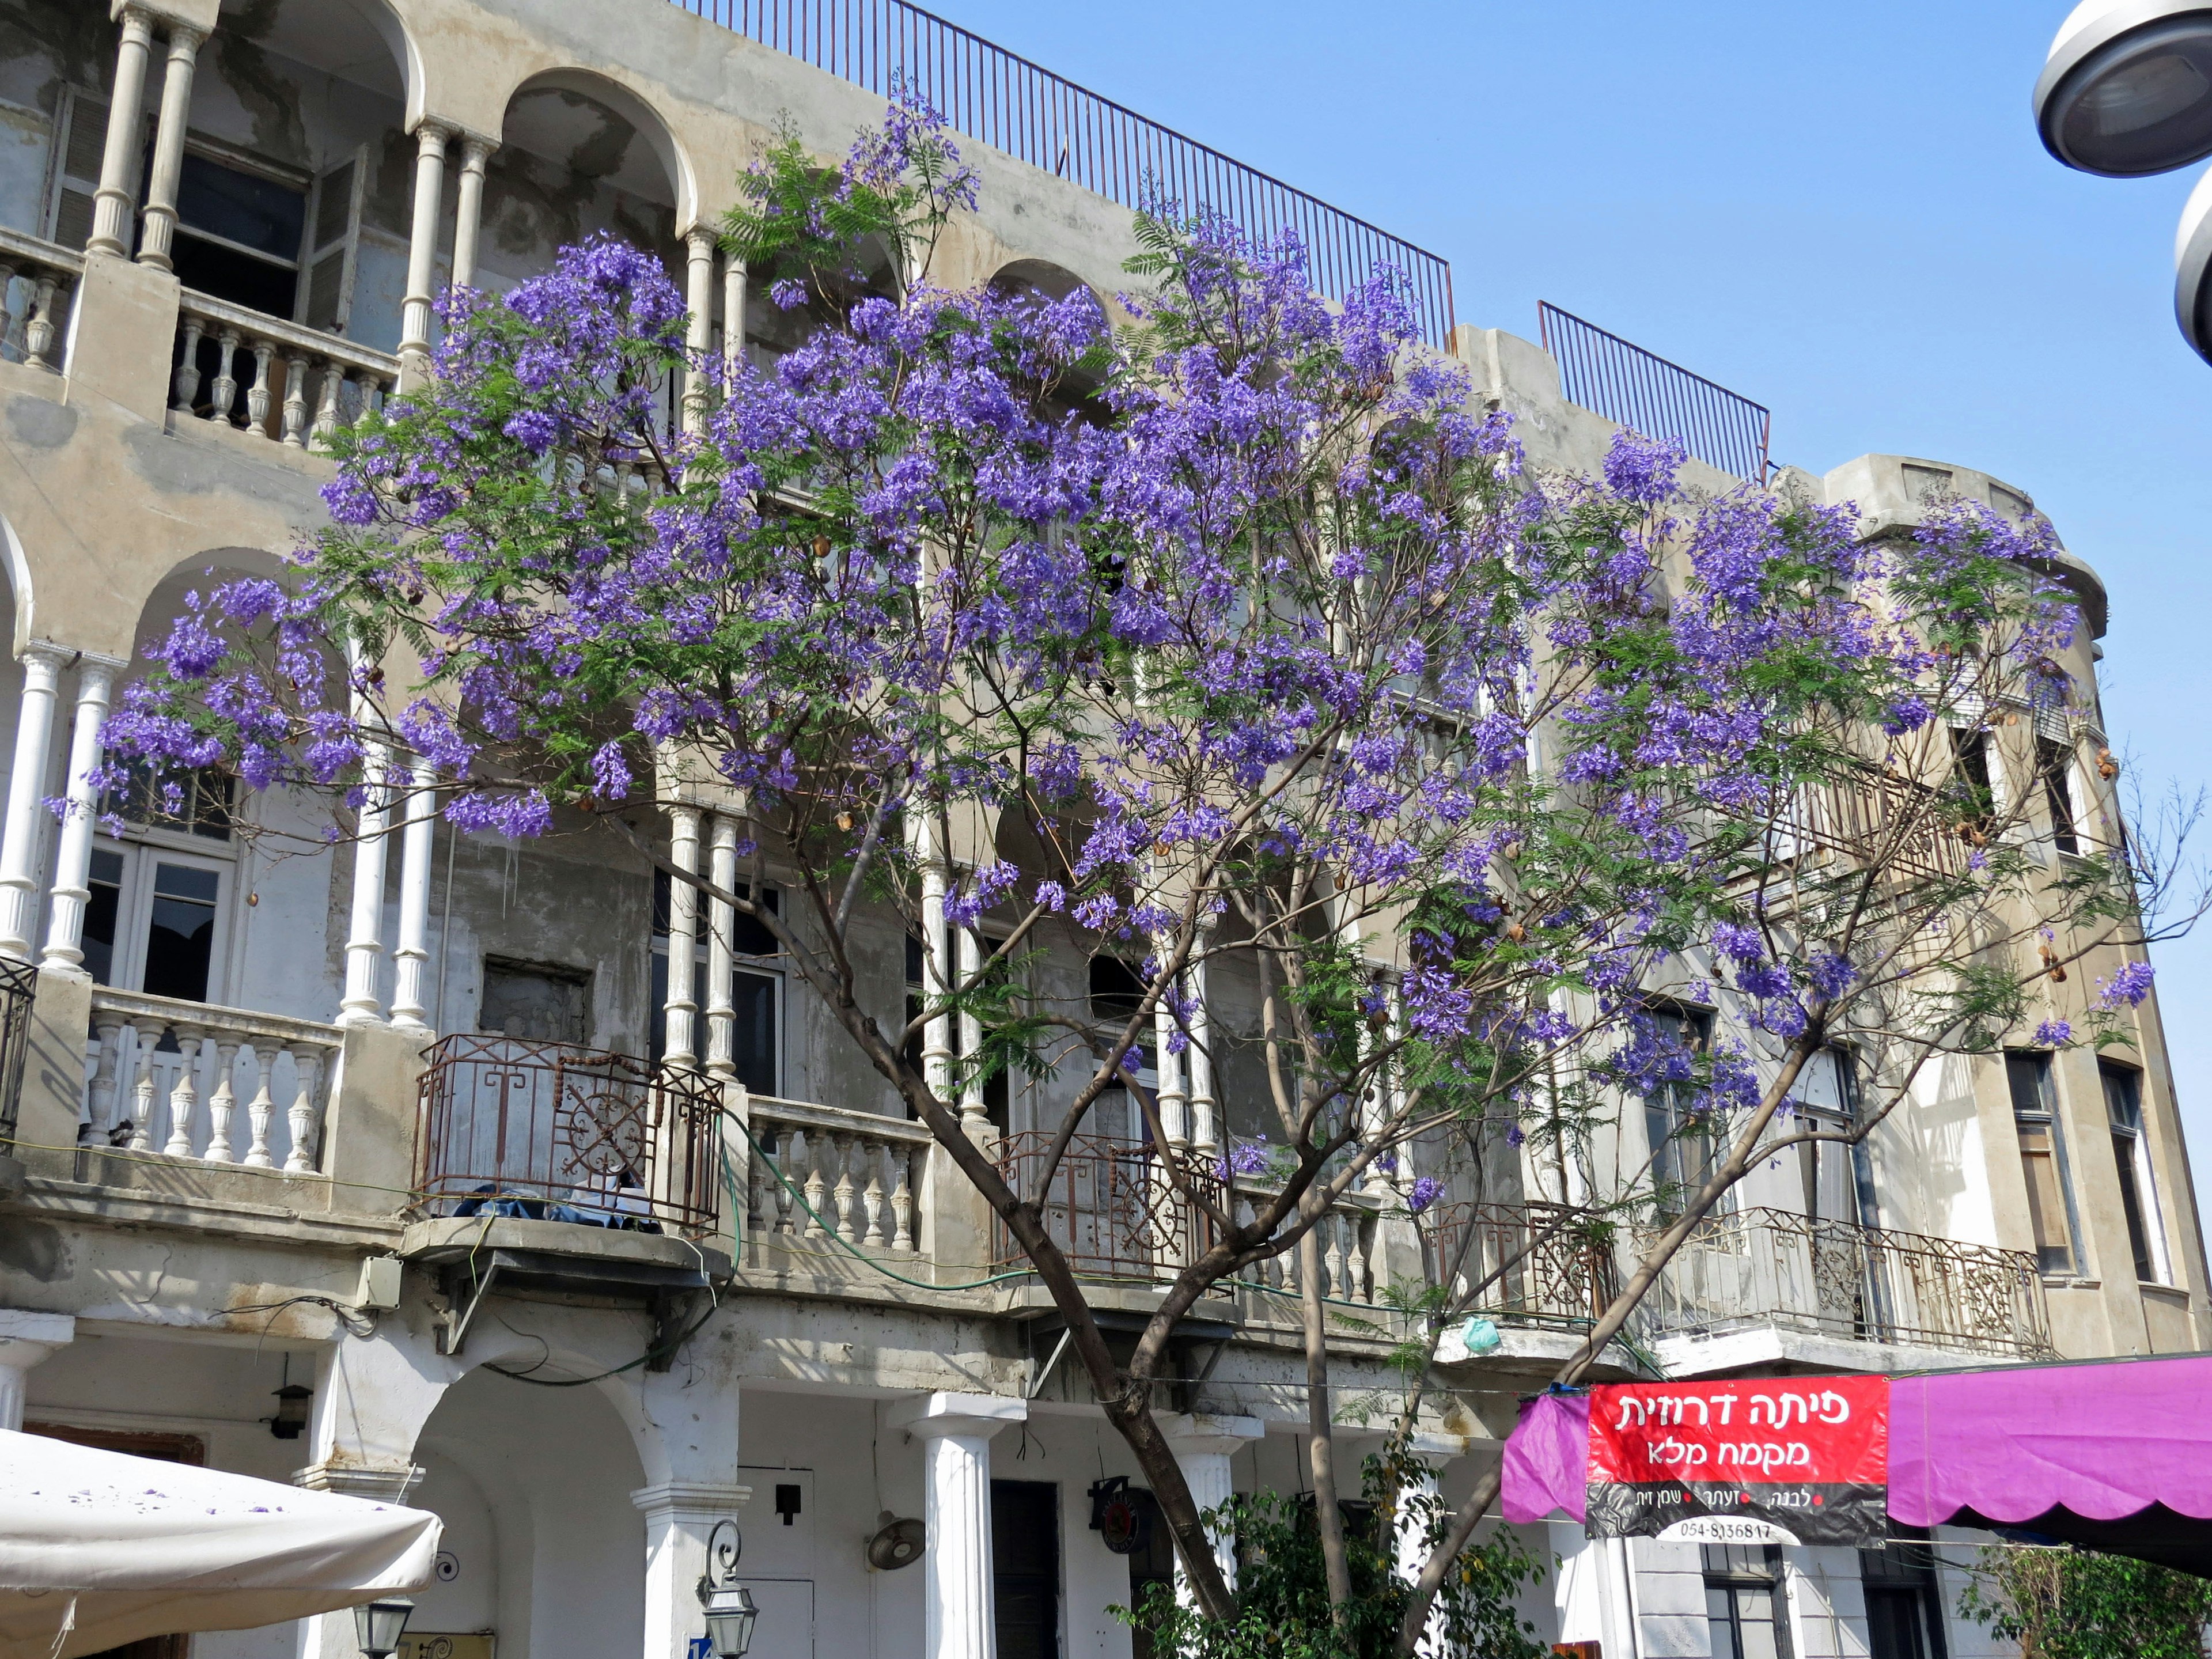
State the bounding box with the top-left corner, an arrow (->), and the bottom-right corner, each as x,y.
1859,1528 -> 1948,1659
1089,956 -> 1153,1144
479,957 -> 589,1045
651,869 -> 781,1093
1792,1044 -> 1871,1225
2008,1051 -> 2081,1275
169,149 -> 308,320
1949,727 -> 1995,842
2036,736 -> 2079,857
2101,1062 -> 2166,1283
1704,1544 -> 1793,1659
1643,1003 -> 1717,1217
43,87 -> 110,251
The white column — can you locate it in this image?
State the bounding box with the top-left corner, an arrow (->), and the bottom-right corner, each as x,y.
704,815 -> 737,1083
683,226 -> 717,433
1153,944 -> 1187,1153
0,1309 -> 74,1431
0,646 -> 66,961
40,656 -> 120,972
1160,1412 -> 1263,1604
631,1483 -> 753,1659
1186,945 -> 1217,1162
88,6 -> 155,257
337,737 -> 391,1026
388,754 -> 437,1032
889,1392 -> 1027,1659
721,252 -> 748,378
662,806 -> 701,1069
449,135 -> 493,291
908,815 -> 954,1107
399,122 -> 450,369
1394,1434 -> 1464,1658
135,22 -> 204,271
957,921 -> 989,1138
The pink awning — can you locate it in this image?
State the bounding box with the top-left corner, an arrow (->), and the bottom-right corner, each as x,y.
1499,1355 -> 2212,1574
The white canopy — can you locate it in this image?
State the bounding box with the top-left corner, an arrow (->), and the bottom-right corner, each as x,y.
0,1429 -> 441,1659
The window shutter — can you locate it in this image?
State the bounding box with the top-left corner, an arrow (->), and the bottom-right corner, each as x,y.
298,147 -> 365,333
46,88 -> 108,249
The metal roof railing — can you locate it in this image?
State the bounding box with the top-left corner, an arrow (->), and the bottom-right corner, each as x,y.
1539,301 -> 1773,482
670,0 -> 1458,349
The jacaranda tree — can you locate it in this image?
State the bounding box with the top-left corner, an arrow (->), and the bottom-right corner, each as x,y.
101,96 -> 2193,1653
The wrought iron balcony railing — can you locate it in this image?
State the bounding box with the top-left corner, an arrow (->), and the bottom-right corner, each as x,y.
1539,301 -> 1772,482
671,0 -> 1456,349
0,955 -> 35,1149
416,1033 -> 724,1236
993,1131 -> 1222,1282
1427,1199 -> 1619,1327
1634,1205 -> 2054,1359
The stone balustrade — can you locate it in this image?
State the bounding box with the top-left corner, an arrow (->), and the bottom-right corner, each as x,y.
745,1095 -> 932,1258
82,989 -> 341,1175
1233,1188 -> 1385,1306
0,227 -> 82,374
171,289 -> 398,447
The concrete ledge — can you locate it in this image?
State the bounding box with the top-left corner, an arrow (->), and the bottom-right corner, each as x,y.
398,1214 -> 732,1280
1649,1324 -> 2037,1378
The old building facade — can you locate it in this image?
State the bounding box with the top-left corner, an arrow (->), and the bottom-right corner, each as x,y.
0,3 -> 2200,1659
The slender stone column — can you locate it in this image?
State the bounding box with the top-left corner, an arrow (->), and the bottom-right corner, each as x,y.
398,122 -> 450,371
1153,948 -> 1187,1152
1186,940 -> 1218,1161
908,815 -> 953,1105
40,656 -> 122,971
1160,1412 -> 1264,1604
136,22 -> 204,271
631,1482 -> 753,1659
449,135 -> 493,291
337,733 -> 391,1027
889,1392 -> 1027,1659
683,226 -> 717,433
0,646 -> 67,960
0,1309 -> 74,1431
662,806 -> 701,1069
957,922 -> 990,1138
388,754 -> 437,1032
1393,1433 -> 1465,1658
704,814 -> 737,1083
88,7 -> 155,257
722,252 -> 748,377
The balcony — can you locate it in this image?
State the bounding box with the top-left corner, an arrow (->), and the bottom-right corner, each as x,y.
1635,1206 -> 2054,1366
1428,1199 -> 1619,1327
994,1132 -> 1225,1286
414,1033 -> 723,1236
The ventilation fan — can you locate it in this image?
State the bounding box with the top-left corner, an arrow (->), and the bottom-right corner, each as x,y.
866,1511 -> 926,1571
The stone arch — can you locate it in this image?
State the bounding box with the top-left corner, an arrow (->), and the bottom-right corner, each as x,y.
987,257 -> 1098,306
0,509 -> 34,658
124,546 -> 298,672
222,0 -> 421,113
472,68 -> 695,295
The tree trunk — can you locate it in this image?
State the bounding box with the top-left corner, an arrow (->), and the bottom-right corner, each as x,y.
1299,1224 -> 1354,1619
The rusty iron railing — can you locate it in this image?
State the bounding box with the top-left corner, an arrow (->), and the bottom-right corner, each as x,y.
1636,1206 -> 2054,1359
1539,302 -> 1772,482
669,0 -> 1456,350
993,1132 -> 1221,1281
1427,1200 -> 1618,1325
416,1034 -> 722,1235
0,955 -> 34,1147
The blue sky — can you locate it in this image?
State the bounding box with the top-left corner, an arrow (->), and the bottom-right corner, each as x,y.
934,0 -> 2212,1194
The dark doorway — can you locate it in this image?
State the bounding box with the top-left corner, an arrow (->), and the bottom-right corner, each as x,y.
26,1424 -> 203,1659
992,1479 -> 1060,1659
1124,1487 -> 1177,1659
1860,1529 -> 1948,1659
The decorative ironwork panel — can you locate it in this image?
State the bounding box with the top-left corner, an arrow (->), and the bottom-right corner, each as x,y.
0,955 -> 34,1146
416,1033 -> 721,1235
994,1131 -> 1222,1281
1427,1200 -> 1617,1325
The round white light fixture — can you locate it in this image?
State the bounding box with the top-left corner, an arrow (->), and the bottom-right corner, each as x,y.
2176,163 -> 2212,358
2036,1 -> 2212,176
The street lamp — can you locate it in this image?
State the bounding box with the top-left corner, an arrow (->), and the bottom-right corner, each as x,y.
352,1596 -> 414,1659
2177,163 -> 2212,358
695,1519 -> 758,1659
2035,1 -> 2212,176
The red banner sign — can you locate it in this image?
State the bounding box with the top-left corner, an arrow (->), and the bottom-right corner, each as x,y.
1585,1377 -> 1889,1546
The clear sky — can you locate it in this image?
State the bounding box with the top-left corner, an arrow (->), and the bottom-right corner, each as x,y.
931,0 -> 2212,1198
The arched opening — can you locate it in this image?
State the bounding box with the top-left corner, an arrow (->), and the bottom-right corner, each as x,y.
410,1365 -> 647,1659
985,257 -> 1110,426
479,71 -> 686,297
